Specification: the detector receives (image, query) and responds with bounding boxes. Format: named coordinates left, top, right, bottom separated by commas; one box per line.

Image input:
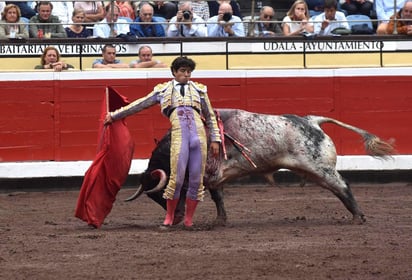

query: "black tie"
left=178, top=83, right=186, bottom=97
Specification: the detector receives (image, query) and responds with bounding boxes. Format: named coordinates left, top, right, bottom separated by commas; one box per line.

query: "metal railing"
left=1, top=0, right=411, bottom=70
left=1, top=0, right=406, bottom=37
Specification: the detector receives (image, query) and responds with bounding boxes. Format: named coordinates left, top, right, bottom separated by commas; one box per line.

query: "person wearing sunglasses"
left=254, top=5, right=282, bottom=36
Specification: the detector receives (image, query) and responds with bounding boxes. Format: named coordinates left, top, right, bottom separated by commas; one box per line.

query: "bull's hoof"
left=213, top=216, right=227, bottom=226
left=352, top=214, right=366, bottom=225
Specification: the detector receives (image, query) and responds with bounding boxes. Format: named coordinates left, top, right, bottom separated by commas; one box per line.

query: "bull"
left=125, top=109, right=394, bottom=225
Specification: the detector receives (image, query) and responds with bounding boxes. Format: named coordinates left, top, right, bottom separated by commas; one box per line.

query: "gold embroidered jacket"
left=110, top=80, right=221, bottom=142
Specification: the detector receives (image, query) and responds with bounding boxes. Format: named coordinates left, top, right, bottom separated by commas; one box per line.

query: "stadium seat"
left=309, top=10, right=322, bottom=17
left=346, top=14, right=373, bottom=30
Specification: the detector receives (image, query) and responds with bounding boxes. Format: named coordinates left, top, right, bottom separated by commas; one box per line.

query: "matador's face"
left=173, top=67, right=192, bottom=84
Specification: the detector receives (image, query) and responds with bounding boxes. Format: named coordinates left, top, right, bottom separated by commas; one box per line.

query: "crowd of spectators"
left=1, top=0, right=411, bottom=70
left=0, top=0, right=410, bottom=39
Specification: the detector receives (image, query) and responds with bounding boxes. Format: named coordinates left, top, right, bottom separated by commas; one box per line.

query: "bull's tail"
left=305, top=116, right=396, bottom=158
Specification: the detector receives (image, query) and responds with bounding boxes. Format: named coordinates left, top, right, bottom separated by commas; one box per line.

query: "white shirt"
left=207, top=14, right=245, bottom=37
left=282, top=16, right=313, bottom=34
left=312, top=11, right=350, bottom=35
left=167, top=13, right=207, bottom=37
left=93, top=18, right=130, bottom=38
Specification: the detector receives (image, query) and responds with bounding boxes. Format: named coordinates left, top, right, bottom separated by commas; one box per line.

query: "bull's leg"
left=209, top=188, right=227, bottom=225
left=338, top=181, right=365, bottom=224
left=312, top=168, right=365, bottom=224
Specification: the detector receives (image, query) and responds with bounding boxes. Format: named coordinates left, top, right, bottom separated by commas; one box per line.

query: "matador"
left=105, top=56, right=220, bottom=228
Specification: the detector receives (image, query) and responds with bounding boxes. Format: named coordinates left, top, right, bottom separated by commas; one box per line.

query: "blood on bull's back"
left=205, top=110, right=338, bottom=187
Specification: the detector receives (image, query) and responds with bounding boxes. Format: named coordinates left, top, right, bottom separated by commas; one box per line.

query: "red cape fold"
left=75, top=87, right=134, bottom=228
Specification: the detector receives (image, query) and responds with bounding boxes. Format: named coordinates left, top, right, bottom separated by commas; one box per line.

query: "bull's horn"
left=144, top=169, right=168, bottom=194
left=124, top=184, right=145, bottom=202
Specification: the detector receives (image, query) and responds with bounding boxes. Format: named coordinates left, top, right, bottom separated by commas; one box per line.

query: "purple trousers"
left=162, top=106, right=207, bottom=201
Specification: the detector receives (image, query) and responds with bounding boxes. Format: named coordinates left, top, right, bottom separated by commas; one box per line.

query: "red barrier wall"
left=0, top=73, right=410, bottom=162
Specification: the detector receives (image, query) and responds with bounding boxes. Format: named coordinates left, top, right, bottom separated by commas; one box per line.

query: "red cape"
left=75, top=87, right=134, bottom=228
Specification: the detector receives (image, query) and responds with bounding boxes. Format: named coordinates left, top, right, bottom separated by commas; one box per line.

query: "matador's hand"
left=104, top=113, right=113, bottom=125
left=210, top=142, right=220, bottom=158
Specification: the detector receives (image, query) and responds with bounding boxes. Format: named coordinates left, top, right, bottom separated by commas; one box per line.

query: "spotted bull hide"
left=126, top=109, right=394, bottom=224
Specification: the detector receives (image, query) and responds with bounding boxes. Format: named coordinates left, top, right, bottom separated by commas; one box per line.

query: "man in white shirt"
left=93, top=4, right=130, bottom=38
left=167, top=1, right=207, bottom=37
left=312, top=0, right=349, bottom=35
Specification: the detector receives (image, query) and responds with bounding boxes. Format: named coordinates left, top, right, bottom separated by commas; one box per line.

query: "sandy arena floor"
left=1, top=182, right=411, bottom=280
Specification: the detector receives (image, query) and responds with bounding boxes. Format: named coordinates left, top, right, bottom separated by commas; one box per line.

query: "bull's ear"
left=154, top=138, right=159, bottom=145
